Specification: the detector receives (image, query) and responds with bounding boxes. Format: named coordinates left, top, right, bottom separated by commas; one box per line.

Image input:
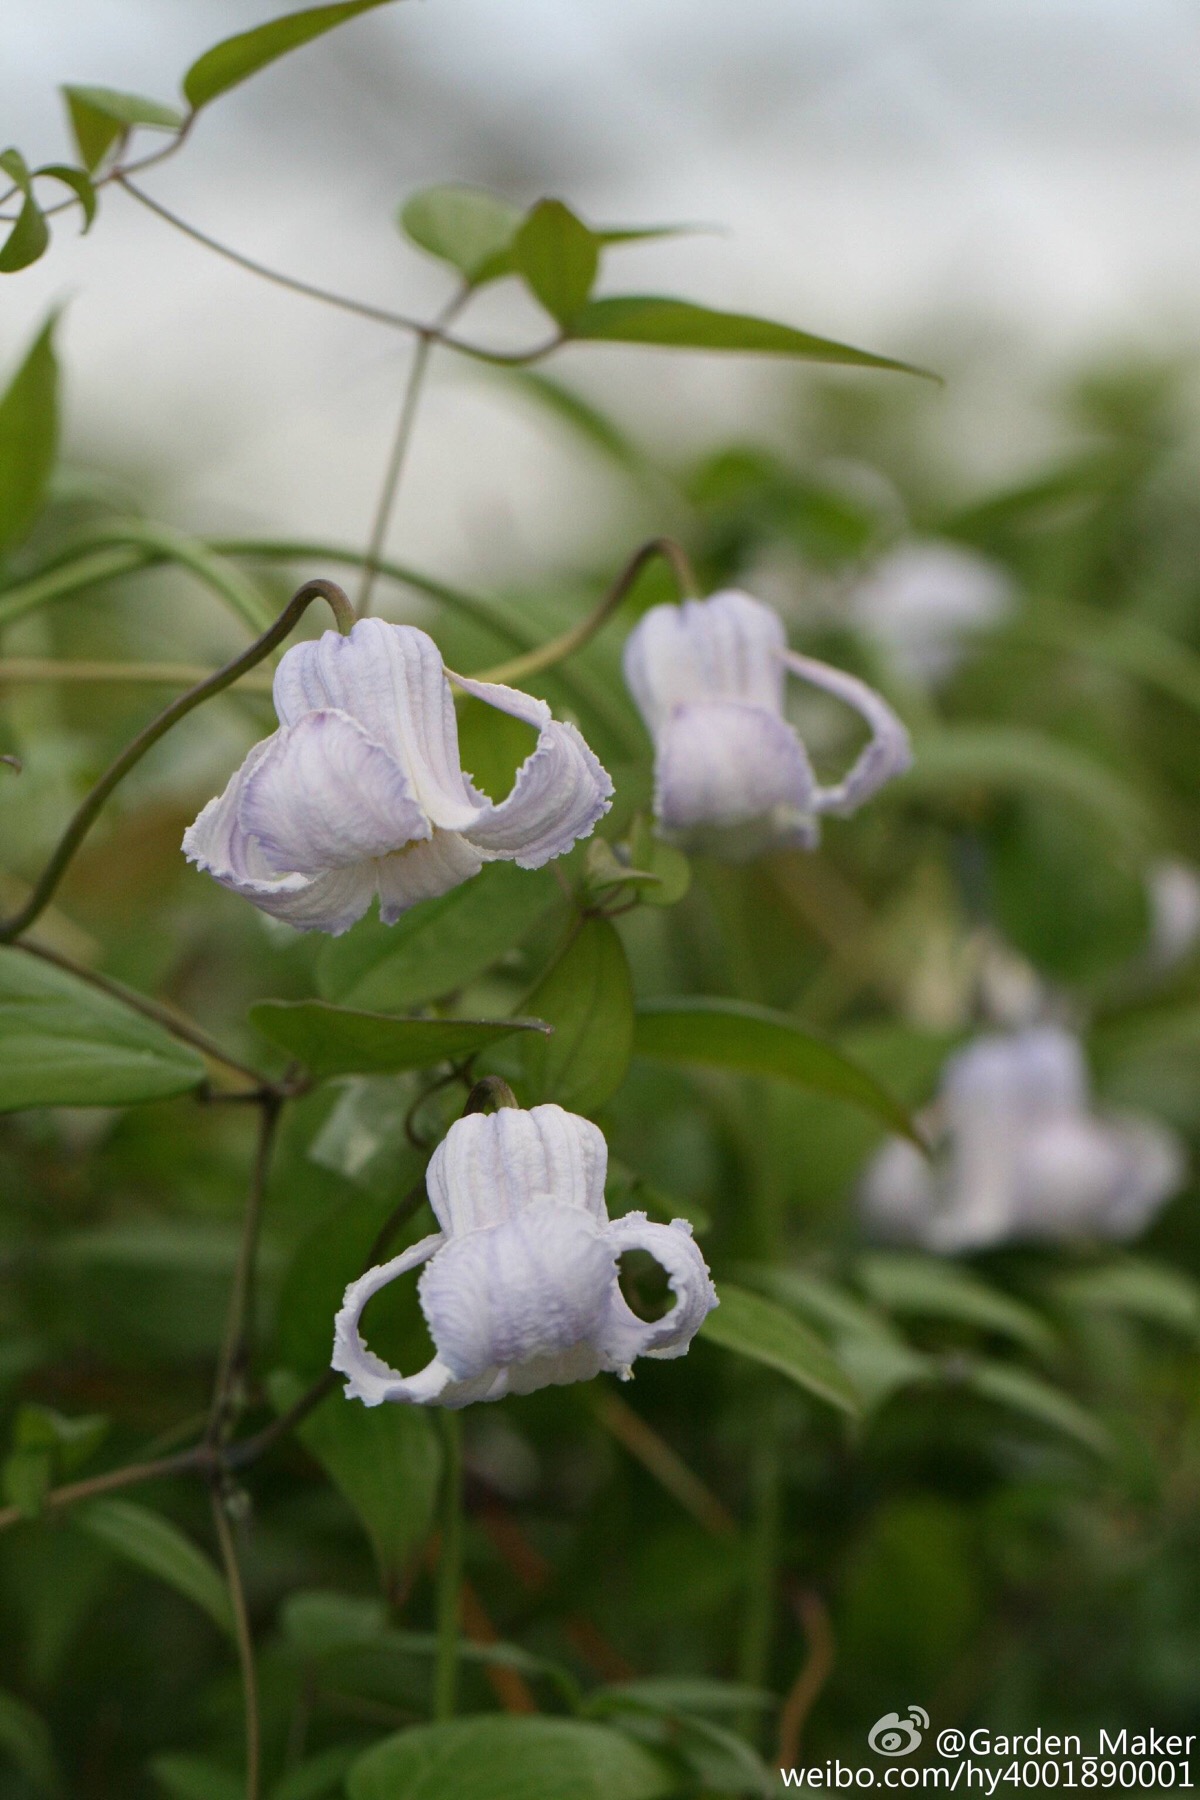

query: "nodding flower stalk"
left=183, top=617, right=613, bottom=933
left=622, top=589, right=911, bottom=861
left=333, top=1103, right=718, bottom=1409
left=862, top=1024, right=1186, bottom=1253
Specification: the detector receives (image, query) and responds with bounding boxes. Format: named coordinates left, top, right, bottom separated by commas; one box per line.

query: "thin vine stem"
left=208, top=1096, right=284, bottom=1448
left=0, top=578, right=354, bottom=944
left=211, top=1485, right=262, bottom=1800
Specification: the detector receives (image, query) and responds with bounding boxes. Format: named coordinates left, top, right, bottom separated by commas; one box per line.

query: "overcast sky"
left=6, top=0, right=1200, bottom=581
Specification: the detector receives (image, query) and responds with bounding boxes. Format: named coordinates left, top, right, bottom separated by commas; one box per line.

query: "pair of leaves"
left=401, top=183, right=928, bottom=373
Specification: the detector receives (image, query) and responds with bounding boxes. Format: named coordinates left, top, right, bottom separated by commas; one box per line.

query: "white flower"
left=183, top=618, right=612, bottom=934
left=862, top=1025, right=1185, bottom=1253
left=1146, top=859, right=1200, bottom=971
left=849, top=540, right=1013, bottom=683
left=622, top=590, right=911, bottom=861
left=332, top=1103, right=718, bottom=1409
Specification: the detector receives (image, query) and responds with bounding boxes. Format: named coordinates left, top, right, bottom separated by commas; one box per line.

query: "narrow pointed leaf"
left=963, top=1362, right=1112, bottom=1457
left=700, top=1284, right=862, bottom=1415
left=513, top=199, right=600, bottom=326
left=0, top=152, right=48, bottom=274
left=249, top=999, right=548, bottom=1080
left=35, top=164, right=97, bottom=231
left=568, top=295, right=932, bottom=376
left=183, top=0, right=400, bottom=110
left=0, top=948, right=206, bottom=1110
left=150, top=1755, right=243, bottom=1800
left=633, top=998, right=919, bottom=1142
left=0, top=315, right=59, bottom=552
left=76, top=1499, right=234, bottom=1635
left=859, top=1254, right=1056, bottom=1358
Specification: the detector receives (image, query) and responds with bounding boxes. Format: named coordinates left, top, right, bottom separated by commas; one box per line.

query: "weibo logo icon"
left=867, top=1706, right=929, bottom=1756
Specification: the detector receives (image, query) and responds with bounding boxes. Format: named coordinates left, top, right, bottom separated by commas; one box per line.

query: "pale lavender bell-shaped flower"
left=333, top=1103, right=718, bottom=1408
left=622, top=590, right=911, bottom=861
left=849, top=540, right=1013, bottom=684
left=183, top=618, right=612, bottom=934
left=862, top=1025, right=1185, bottom=1253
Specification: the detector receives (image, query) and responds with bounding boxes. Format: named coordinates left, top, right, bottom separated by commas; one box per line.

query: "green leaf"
left=60, top=87, right=184, bottom=172
left=248, top=999, right=547, bottom=1080
left=317, top=862, right=560, bottom=1011
left=35, top=165, right=97, bottom=232
left=513, top=200, right=600, bottom=326
left=270, top=1372, right=442, bottom=1587
left=962, top=1362, right=1112, bottom=1456
left=632, top=998, right=919, bottom=1142
left=76, top=1498, right=234, bottom=1635
left=280, top=1588, right=389, bottom=1656
left=568, top=295, right=931, bottom=375
left=399, top=185, right=524, bottom=285
left=742, top=1266, right=929, bottom=1410
left=271, top=1745, right=362, bottom=1800
left=858, top=1254, right=1056, bottom=1359
left=699, top=1284, right=862, bottom=1416
left=347, top=1717, right=674, bottom=1800
left=0, top=150, right=49, bottom=274
left=14, top=1402, right=109, bottom=1473
left=590, top=1676, right=775, bottom=1717
left=0, top=948, right=207, bottom=1110
left=0, top=1688, right=59, bottom=1796
left=517, top=916, right=635, bottom=1114
left=899, top=725, right=1154, bottom=852
left=1052, top=1259, right=1200, bottom=1342
left=2, top=1450, right=52, bottom=1520
left=0, top=314, right=58, bottom=552
left=150, top=1755, right=243, bottom=1800
left=629, top=818, right=691, bottom=908
left=183, top=0, right=400, bottom=110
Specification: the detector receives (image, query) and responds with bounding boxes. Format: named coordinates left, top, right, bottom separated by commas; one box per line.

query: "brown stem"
left=470, top=535, right=700, bottom=685
left=211, top=1485, right=262, bottom=1800
left=0, top=578, right=354, bottom=944
left=776, top=1589, right=836, bottom=1769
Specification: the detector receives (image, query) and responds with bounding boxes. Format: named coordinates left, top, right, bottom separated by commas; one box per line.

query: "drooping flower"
left=333, top=1102, right=718, bottom=1408
left=849, top=540, right=1013, bottom=684
left=622, top=589, right=911, bottom=861
left=183, top=618, right=612, bottom=933
left=861, top=1025, right=1185, bottom=1253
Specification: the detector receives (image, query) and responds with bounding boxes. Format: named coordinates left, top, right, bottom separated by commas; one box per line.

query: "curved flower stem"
left=211, top=1484, right=262, bottom=1800
left=0, top=578, right=354, bottom=944
left=433, top=1412, right=465, bottom=1722
left=14, top=939, right=275, bottom=1092
left=471, top=535, right=700, bottom=685
left=357, top=287, right=471, bottom=618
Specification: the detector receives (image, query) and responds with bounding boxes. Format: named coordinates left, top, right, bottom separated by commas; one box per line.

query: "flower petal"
left=654, top=700, right=818, bottom=857
left=599, top=1211, right=718, bottom=1366
left=427, top=1102, right=609, bottom=1237
left=451, top=674, right=613, bottom=867
left=781, top=649, right=912, bottom=816
left=273, top=620, right=484, bottom=830
left=419, top=1197, right=615, bottom=1382
left=623, top=590, right=787, bottom=735
left=331, top=1232, right=454, bottom=1406
left=239, top=709, right=429, bottom=874
left=376, top=829, right=485, bottom=922
left=182, top=742, right=377, bottom=934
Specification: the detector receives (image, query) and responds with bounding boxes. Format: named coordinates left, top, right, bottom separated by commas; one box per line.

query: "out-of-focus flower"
left=849, top=540, right=1013, bottom=683
left=622, top=589, right=911, bottom=861
left=1146, top=859, right=1200, bottom=971
left=862, top=1025, right=1185, bottom=1252
left=333, top=1102, right=718, bottom=1408
left=183, top=618, right=612, bottom=933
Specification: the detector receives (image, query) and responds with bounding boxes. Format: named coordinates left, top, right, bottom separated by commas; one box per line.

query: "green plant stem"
left=0, top=577, right=353, bottom=943
left=211, top=1485, right=261, bottom=1800
left=0, top=656, right=274, bottom=692
left=208, top=1096, right=284, bottom=1448
left=0, top=544, right=147, bottom=631
left=433, top=1412, right=465, bottom=1722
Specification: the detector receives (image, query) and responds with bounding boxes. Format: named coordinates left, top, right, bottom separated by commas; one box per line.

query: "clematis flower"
left=333, top=1102, right=718, bottom=1408
left=622, top=590, right=911, bottom=861
left=182, top=618, right=612, bottom=933
left=861, top=1025, right=1185, bottom=1253
left=849, top=540, right=1013, bottom=684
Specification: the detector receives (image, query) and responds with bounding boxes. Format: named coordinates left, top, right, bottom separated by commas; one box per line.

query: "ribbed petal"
left=599, top=1212, right=718, bottom=1367
left=376, top=829, right=485, bottom=922
left=451, top=674, right=613, bottom=867
left=654, top=701, right=817, bottom=856
left=239, top=709, right=428, bottom=874
left=427, top=1103, right=608, bottom=1237
left=273, top=620, right=484, bottom=830
left=781, top=650, right=912, bottom=817
left=182, top=742, right=377, bottom=935
left=419, top=1198, right=615, bottom=1383
left=623, top=590, right=787, bottom=735
left=331, top=1232, right=447, bottom=1406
